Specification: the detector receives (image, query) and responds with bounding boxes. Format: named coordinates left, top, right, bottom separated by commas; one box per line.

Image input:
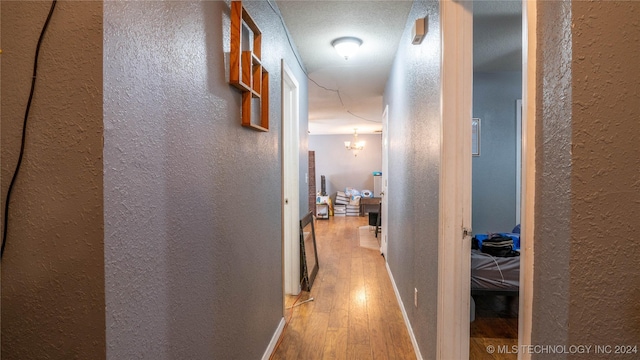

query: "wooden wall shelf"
left=230, top=1, right=269, bottom=132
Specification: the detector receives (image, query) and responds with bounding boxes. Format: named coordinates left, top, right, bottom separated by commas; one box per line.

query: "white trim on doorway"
left=518, top=1, right=537, bottom=358
left=380, top=105, right=389, bottom=258
left=437, top=1, right=473, bottom=358
left=516, top=99, right=522, bottom=225
left=282, top=59, right=301, bottom=297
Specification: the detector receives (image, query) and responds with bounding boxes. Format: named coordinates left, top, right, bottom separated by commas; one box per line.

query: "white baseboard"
left=262, top=317, right=286, bottom=360
left=386, top=262, right=423, bottom=360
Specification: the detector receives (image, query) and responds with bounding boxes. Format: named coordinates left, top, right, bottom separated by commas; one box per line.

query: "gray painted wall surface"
left=383, top=1, right=440, bottom=359
left=568, top=0, right=640, bottom=354
left=1, top=1, right=106, bottom=358
left=103, top=1, right=307, bottom=358
left=531, top=1, right=573, bottom=353
left=533, top=1, right=640, bottom=358
left=472, top=72, right=521, bottom=234
left=309, top=134, right=382, bottom=198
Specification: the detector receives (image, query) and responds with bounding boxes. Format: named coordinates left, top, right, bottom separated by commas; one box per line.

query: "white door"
left=282, top=60, right=300, bottom=296
left=437, top=0, right=472, bottom=358
left=380, top=106, right=389, bottom=257
left=438, top=1, right=536, bottom=358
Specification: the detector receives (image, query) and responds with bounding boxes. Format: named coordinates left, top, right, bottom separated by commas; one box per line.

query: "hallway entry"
left=272, top=216, right=416, bottom=359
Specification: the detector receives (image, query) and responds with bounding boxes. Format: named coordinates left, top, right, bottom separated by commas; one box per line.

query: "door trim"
left=437, top=1, right=473, bottom=358
left=380, top=105, right=389, bottom=257
left=518, top=1, right=537, bottom=357
left=516, top=99, right=522, bottom=225
left=281, top=59, right=300, bottom=297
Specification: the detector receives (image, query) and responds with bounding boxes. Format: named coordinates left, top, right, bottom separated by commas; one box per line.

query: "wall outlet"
left=414, top=288, right=418, bottom=307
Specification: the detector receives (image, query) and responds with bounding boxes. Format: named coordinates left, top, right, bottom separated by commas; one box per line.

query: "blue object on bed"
left=475, top=233, right=520, bottom=251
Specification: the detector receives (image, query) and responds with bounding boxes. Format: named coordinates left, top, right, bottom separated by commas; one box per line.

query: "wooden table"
left=359, top=197, right=381, bottom=216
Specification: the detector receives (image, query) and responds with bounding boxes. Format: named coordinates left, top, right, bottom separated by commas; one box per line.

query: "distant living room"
left=309, top=132, right=383, bottom=242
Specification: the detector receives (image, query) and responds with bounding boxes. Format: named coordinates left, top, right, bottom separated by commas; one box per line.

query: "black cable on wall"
left=2, top=0, right=58, bottom=259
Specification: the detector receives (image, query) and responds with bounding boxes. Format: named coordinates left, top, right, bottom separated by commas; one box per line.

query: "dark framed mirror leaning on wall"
left=300, top=212, right=319, bottom=291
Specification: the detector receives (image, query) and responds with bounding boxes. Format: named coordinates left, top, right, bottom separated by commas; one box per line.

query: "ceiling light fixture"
left=331, top=37, right=363, bottom=60
left=344, top=129, right=365, bottom=156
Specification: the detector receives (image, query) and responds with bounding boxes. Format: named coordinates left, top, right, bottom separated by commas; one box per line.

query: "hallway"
left=272, top=216, right=416, bottom=359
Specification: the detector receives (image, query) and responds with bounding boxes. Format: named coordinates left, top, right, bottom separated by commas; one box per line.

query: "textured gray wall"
left=531, top=1, right=573, bottom=354
left=309, top=134, right=382, bottom=197
left=383, top=1, right=440, bottom=359
left=103, top=1, right=307, bottom=358
left=568, top=0, right=640, bottom=354
left=472, top=72, right=521, bottom=234
left=1, top=1, right=106, bottom=358
left=533, top=1, right=640, bottom=358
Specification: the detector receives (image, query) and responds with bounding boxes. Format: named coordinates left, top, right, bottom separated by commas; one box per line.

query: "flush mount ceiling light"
left=331, top=37, right=363, bottom=60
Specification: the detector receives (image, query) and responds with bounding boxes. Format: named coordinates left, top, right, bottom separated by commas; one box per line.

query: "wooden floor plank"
left=348, top=254, right=370, bottom=346
left=368, top=318, right=390, bottom=360
left=347, top=343, right=373, bottom=360
left=322, top=327, right=348, bottom=360
left=298, top=312, right=330, bottom=359
left=328, top=278, right=350, bottom=329
left=471, top=294, right=519, bottom=359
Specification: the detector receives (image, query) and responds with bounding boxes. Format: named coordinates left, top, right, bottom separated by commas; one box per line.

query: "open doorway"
left=468, top=1, right=523, bottom=357
left=282, top=60, right=301, bottom=297
left=276, top=1, right=537, bottom=357
left=380, top=106, right=389, bottom=257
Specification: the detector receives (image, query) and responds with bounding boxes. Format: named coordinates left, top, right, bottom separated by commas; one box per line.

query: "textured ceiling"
left=277, top=0, right=412, bottom=135
left=277, top=0, right=522, bottom=135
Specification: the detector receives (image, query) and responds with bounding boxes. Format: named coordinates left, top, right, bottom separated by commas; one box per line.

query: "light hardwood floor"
left=271, top=216, right=416, bottom=360
left=270, top=215, right=518, bottom=359
left=469, top=295, right=518, bottom=360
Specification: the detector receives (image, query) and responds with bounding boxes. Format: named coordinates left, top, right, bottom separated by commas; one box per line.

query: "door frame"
left=281, top=60, right=301, bottom=297
left=380, top=105, right=389, bottom=257
left=518, top=1, right=537, bottom=357
left=437, top=1, right=537, bottom=358
left=516, top=99, right=522, bottom=225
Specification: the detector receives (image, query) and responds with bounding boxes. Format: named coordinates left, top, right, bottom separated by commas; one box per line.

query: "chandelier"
left=344, top=129, right=365, bottom=156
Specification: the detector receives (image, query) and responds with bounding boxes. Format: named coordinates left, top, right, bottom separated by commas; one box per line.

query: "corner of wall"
left=1, top=1, right=105, bottom=358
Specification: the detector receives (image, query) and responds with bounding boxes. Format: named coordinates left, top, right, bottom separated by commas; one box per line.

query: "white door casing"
left=381, top=106, right=389, bottom=257
left=282, top=60, right=300, bottom=296
left=516, top=99, right=522, bottom=226
left=519, top=1, right=537, bottom=357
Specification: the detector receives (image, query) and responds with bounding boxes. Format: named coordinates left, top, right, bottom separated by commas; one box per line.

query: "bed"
left=470, top=234, right=520, bottom=321
left=471, top=231, right=520, bottom=295
left=471, top=249, right=520, bottom=296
